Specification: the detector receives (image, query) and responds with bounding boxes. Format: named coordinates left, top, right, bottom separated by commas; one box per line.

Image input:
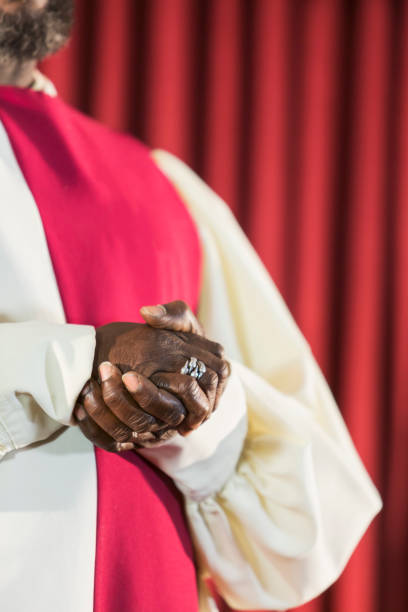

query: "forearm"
left=138, top=364, right=247, bottom=500
left=0, top=321, right=95, bottom=457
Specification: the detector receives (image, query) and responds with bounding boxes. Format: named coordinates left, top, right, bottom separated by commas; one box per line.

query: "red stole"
left=0, top=87, right=201, bottom=612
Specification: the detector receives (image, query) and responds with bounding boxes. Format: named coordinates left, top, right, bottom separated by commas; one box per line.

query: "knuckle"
left=218, top=360, right=231, bottom=380
left=80, top=380, right=93, bottom=398
left=129, top=412, right=155, bottom=431
left=153, top=429, right=177, bottom=444
left=184, top=377, right=198, bottom=396
left=152, top=375, right=172, bottom=393
left=213, top=342, right=225, bottom=357
left=112, top=441, right=122, bottom=453
left=136, top=389, right=153, bottom=411
left=198, top=405, right=209, bottom=419
left=188, top=407, right=207, bottom=427
left=199, top=372, right=218, bottom=398
left=111, top=425, right=131, bottom=443
left=105, top=386, right=128, bottom=409
left=101, top=380, right=119, bottom=403
left=165, top=408, right=185, bottom=426
left=82, top=395, right=99, bottom=415
left=174, top=299, right=189, bottom=313
left=162, top=333, right=182, bottom=351
left=207, top=371, right=218, bottom=388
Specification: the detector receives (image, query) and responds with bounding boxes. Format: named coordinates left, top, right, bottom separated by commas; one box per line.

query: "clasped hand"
left=74, top=301, right=230, bottom=452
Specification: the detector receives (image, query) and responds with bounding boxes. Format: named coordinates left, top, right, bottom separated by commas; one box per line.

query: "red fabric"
left=0, top=86, right=201, bottom=612
left=41, top=1, right=408, bottom=611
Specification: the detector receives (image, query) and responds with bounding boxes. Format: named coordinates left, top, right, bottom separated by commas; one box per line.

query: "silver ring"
left=181, top=357, right=206, bottom=380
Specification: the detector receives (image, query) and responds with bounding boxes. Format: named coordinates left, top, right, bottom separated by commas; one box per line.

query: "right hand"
left=94, top=321, right=227, bottom=385
left=138, top=300, right=228, bottom=410
left=93, top=309, right=230, bottom=422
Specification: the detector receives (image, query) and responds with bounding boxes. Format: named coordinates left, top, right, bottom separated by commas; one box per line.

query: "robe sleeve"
left=138, top=364, right=248, bottom=501
left=0, top=321, right=95, bottom=458
left=150, top=149, right=382, bottom=611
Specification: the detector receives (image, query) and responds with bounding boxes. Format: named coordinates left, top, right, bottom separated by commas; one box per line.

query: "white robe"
left=0, top=73, right=381, bottom=611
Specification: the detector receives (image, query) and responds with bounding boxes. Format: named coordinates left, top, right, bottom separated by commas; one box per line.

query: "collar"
left=30, top=70, right=57, bottom=97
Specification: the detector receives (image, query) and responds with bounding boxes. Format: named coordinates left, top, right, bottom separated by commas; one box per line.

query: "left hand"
left=139, top=300, right=228, bottom=410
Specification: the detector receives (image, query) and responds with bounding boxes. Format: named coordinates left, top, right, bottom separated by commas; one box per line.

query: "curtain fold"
left=42, top=1, right=407, bottom=610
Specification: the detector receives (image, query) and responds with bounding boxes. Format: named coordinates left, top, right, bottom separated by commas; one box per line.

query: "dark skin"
left=75, top=301, right=231, bottom=452
left=0, top=2, right=231, bottom=452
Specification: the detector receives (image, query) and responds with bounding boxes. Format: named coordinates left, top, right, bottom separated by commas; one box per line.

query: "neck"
left=0, top=59, right=37, bottom=87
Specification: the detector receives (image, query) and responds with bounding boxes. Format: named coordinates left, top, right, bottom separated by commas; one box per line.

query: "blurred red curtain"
left=42, top=1, right=408, bottom=611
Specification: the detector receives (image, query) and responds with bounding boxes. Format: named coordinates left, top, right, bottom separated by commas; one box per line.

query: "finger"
left=169, top=364, right=218, bottom=416
left=158, top=340, right=227, bottom=379
left=140, top=300, right=204, bottom=336
left=167, top=343, right=229, bottom=411
left=74, top=404, right=135, bottom=453
left=137, top=428, right=179, bottom=448
left=183, top=344, right=231, bottom=410
left=79, top=379, right=139, bottom=444
left=142, top=339, right=225, bottom=379
left=211, top=359, right=230, bottom=410
left=193, top=367, right=218, bottom=409
left=177, top=332, right=225, bottom=359
left=122, top=371, right=186, bottom=426
left=178, top=347, right=231, bottom=409
left=196, top=350, right=230, bottom=407
left=150, top=372, right=211, bottom=435
left=99, top=362, right=162, bottom=433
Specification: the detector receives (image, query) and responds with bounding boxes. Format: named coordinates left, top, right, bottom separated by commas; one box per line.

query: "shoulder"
left=151, top=149, right=238, bottom=227
left=61, top=100, right=149, bottom=157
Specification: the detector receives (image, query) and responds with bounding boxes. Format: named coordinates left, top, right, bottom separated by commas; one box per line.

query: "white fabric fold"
left=0, top=120, right=96, bottom=455
left=139, top=366, right=248, bottom=501
left=0, top=83, right=383, bottom=610
left=0, top=115, right=97, bottom=612
left=152, top=149, right=382, bottom=611
left=0, top=321, right=96, bottom=456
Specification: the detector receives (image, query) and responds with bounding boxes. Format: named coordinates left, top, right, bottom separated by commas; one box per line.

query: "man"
left=0, top=1, right=381, bottom=611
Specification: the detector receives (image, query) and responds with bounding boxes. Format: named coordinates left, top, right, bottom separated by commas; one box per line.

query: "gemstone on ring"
left=180, top=361, right=188, bottom=375
left=180, top=357, right=206, bottom=380
left=197, top=360, right=206, bottom=380
left=180, top=358, right=193, bottom=375
left=190, top=365, right=200, bottom=378
left=188, top=357, right=197, bottom=371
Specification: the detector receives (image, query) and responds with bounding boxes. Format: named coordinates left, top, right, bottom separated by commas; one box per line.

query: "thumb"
left=140, top=301, right=203, bottom=335
left=139, top=304, right=168, bottom=327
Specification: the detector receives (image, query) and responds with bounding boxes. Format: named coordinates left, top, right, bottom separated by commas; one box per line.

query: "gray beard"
left=0, top=0, right=74, bottom=64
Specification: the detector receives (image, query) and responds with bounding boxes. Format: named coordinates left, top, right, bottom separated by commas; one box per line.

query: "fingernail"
left=132, top=431, right=139, bottom=440
left=99, top=361, right=114, bottom=382
left=80, top=381, right=93, bottom=398
left=179, top=424, right=194, bottom=437
left=122, top=372, right=140, bottom=392
left=116, top=442, right=135, bottom=452
left=140, top=304, right=166, bottom=317
left=180, top=429, right=193, bottom=437
left=75, top=406, right=87, bottom=421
